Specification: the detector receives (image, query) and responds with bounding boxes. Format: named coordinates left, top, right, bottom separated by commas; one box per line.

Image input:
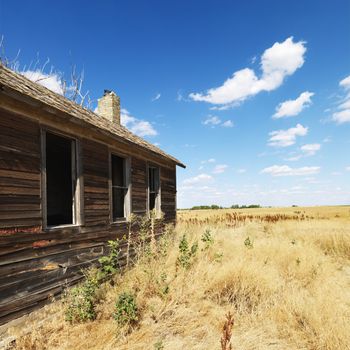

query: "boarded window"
left=46, top=132, right=76, bottom=226
left=111, top=155, right=128, bottom=220
left=148, top=166, right=160, bottom=212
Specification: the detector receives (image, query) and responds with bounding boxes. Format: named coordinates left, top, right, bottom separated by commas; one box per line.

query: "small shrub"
left=154, top=340, right=164, bottom=350
left=176, top=235, right=198, bottom=269
left=214, top=252, right=224, bottom=263
left=158, top=272, right=170, bottom=295
left=114, top=292, right=139, bottom=326
left=157, top=229, right=171, bottom=258
left=244, top=236, right=253, bottom=249
left=99, top=239, right=120, bottom=277
left=201, top=228, right=214, bottom=250
left=65, top=269, right=100, bottom=323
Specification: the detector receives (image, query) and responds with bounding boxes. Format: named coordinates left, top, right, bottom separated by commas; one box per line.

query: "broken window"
left=148, top=166, right=160, bottom=212
left=45, top=132, right=77, bottom=226
left=111, top=154, right=129, bottom=221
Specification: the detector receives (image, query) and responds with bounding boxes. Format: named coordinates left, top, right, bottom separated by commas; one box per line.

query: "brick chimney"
left=97, top=90, right=121, bottom=124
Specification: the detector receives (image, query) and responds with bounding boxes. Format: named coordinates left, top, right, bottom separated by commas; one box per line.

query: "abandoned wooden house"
left=0, top=65, right=185, bottom=325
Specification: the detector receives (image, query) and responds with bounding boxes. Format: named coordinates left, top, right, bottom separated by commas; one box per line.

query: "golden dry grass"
left=8, top=206, right=350, bottom=350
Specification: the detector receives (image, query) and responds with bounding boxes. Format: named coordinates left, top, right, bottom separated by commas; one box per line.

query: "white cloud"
left=200, top=158, right=216, bottom=165
left=120, top=109, right=157, bottom=137
left=268, top=123, right=308, bottom=147
left=339, top=75, right=350, bottom=89
left=300, top=143, right=321, bottom=156
left=189, top=37, right=306, bottom=108
left=273, top=91, right=314, bottom=119
left=285, top=143, right=321, bottom=161
left=237, top=168, right=247, bottom=173
left=332, top=74, right=350, bottom=124
left=213, top=164, right=228, bottom=174
left=285, top=155, right=302, bottom=161
left=21, top=70, right=64, bottom=95
left=338, top=99, right=350, bottom=110
left=183, top=173, right=213, bottom=185
left=346, top=166, right=350, bottom=171
left=261, top=165, right=320, bottom=177
left=332, top=109, right=350, bottom=124
left=203, top=116, right=234, bottom=128
left=203, top=115, right=221, bottom=125
left=151, top=93, right=161, bottom=101
left=221, top=120, right=234, bottom=127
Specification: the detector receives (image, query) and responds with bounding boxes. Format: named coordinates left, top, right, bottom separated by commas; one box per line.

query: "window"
left=45, top=132, right=78, bottom=227
left=111, top=154, right=129, bottom=221
left=148, top=166, right=160, bottom=213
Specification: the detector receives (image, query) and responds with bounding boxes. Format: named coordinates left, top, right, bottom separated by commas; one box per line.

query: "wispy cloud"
left=176, top=90, right=185, bottom=101
left=332, top=74, right=350, bottom=124
left=273, top=91, right=314, bottom=119
left=285, top=143, right=321, bottom=161
left=151, top=93, right=161, bottom=101
left=268, top=124, right=308, bottom=147
left=201, top=158, right=216, bottom=164
left=340, top=75, right=350, bottom=89
left=300, top=143, right=321, bottom=156
left=203, top=115, right=221, bottom=126
left=183, top=173, right=213, bottom=185
left=189, top=37, right=306, bottom=109
left=237, top=168, right=247, bottom=174
left=203, top=115, right=234, bottom=128
left=221, top=120, right=234, bottom=128
left=261, top=165, right=320, bottom=177
left=121, top=108, right=157, bottom=137
left=213, top=164, right=228, bottom=174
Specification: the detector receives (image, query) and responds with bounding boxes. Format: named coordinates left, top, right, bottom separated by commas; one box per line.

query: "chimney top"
left=97, top=90, right=121, bottom=125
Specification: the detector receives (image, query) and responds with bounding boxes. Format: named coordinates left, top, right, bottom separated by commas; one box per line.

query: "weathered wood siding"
left=0, top=109, right=178, bottom=325
left=82, top=139, right=110, bottom=227
left=0, top=110, right=41, bottom=230
left=131, top=157, right=147, bottom=216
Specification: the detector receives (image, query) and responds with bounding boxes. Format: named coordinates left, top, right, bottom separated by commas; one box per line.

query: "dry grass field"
left=6, top=206, right=350, bottom=350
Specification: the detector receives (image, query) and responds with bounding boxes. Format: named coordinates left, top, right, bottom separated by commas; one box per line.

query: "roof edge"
left=0, top=64, right=186, bottom=168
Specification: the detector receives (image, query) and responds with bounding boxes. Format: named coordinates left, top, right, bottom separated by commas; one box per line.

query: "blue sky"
left=1, top=0, right=350, bottom=208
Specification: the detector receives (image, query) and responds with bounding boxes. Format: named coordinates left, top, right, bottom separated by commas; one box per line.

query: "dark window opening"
left=111, top=155, right=128, bottom=220
left=46, top=132, right=76, bottom=226
left=148, top=167, right=160, bottom=211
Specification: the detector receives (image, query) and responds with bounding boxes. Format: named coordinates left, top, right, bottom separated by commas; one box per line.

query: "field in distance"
left=178, top=205, right=350, bottom=220
left=8, top=205, right=350, bottom=350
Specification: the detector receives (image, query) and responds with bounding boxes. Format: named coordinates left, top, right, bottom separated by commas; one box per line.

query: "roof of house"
left=0, top=65, right=185, bottom=168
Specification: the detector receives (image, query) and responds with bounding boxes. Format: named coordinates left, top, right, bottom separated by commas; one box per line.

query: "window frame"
left=147, top=164, right=161, bottom=217
left=41, top=129, right=83, bottom=230
left=109, top=151, right=131, bottom=223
